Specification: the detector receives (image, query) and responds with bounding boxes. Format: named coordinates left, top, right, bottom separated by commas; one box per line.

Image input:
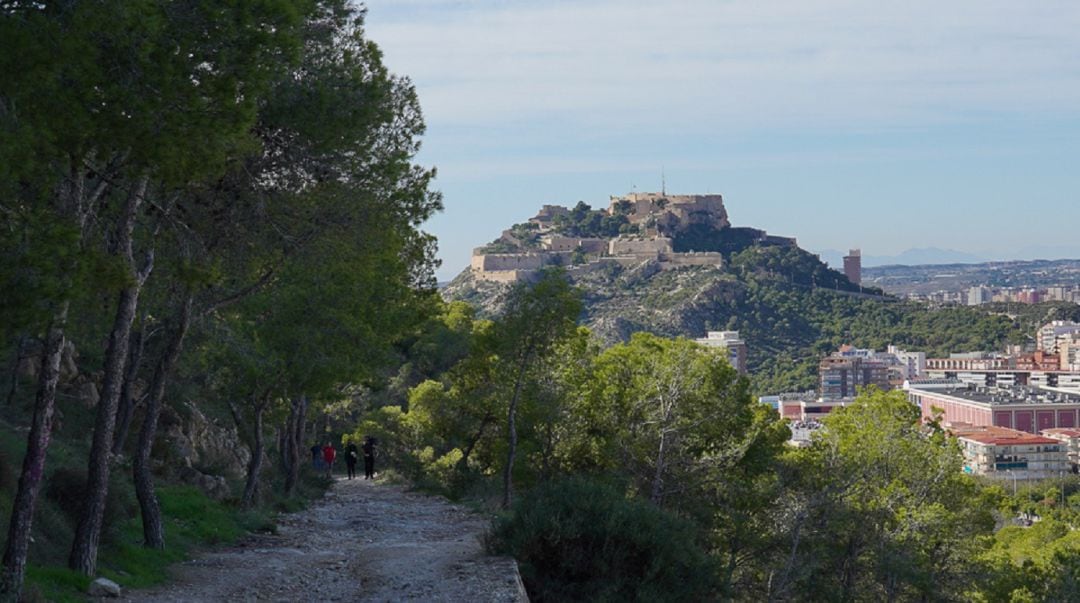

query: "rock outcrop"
left=159, top=402, right=250, bottom=481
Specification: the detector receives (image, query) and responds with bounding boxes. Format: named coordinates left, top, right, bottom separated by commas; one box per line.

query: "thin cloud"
left=367, top=0, right=1080, bottom=131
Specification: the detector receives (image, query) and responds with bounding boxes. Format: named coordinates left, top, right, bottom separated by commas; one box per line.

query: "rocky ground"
left=123, top=477, right=527, bottom=602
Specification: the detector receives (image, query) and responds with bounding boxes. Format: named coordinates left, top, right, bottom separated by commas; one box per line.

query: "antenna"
left=661, top=166, right=666, bottom=196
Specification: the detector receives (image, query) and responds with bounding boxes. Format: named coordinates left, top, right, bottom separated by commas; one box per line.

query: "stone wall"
left=609, top=237, right=673, bottom=256
left=542, top=236, right=607, bottom=253
left=608, top=192, right=729, bottom=230
left=474, top=269, right=538, bottom=283
left=658, top=252, right=724, bottom=269
left=471, top=253, right=548, bottom=272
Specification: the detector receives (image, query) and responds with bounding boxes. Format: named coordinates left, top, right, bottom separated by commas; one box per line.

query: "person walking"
left=345, top=441, right=359, bottom=480
left=322, top=442, right=336, bottom=478
left=310, top=443, right=323, bottom=470
left=362, top=436, right=377, bottom=480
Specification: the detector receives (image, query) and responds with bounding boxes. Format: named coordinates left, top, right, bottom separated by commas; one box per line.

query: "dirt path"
left=123, top=478, right=527, bottom=602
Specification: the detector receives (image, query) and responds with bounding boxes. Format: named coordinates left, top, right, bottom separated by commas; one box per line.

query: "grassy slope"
left=0, top=415, right=327, bottom=602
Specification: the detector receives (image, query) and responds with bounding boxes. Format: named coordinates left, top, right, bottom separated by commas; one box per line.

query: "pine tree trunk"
left=111, top=327, right=144, bottom=455
left=241, top=400, right=267, bottom=508
left=134, top=295, right=191, bottom=549
left=0, top=306, right=67, bottom=600
left=502, top=356, right=530, bottom=510
left=651, top=429, right=668, bottom=507
left=70, top=177, right=150, bottom=575
left=283, top=395, right=305, bottom=496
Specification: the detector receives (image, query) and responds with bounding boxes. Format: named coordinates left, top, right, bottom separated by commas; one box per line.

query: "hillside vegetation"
left=361, top=274, right=1080, bottom=601
left=447, top=243, right=1071, bottom=394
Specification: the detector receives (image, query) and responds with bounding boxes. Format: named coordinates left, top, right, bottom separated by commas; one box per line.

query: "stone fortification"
left=470, top=192, right=739, bottom=282
left=609, top=192, right=729, bottom=232
left=529, top=204, right=569, bottom=227
left=659, top=252, right=724, bottom=269
left=471, top=253, right=548, bottom=273
left=608, top=237, right=674, bottom=258
left=542, top=236, right=607, bottom=254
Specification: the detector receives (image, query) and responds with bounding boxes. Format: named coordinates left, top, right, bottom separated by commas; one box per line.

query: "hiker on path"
left=345, top=441, right=359, bottom=480
left=322, top=442, right=336, bottom=478
left=362, top=436, right=377, bottom=480
left=311, top=443, right=323, bottom=470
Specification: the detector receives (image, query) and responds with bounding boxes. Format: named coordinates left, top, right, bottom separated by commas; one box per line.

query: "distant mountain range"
left=817, top=246, right=1080, bottom=269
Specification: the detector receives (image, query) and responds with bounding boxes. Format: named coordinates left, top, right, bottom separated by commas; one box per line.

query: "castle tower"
left=843, top=248, right=861, bottom=286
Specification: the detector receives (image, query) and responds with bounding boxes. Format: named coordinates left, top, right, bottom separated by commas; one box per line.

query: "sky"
left=361, top=0, right=1080, bottom=280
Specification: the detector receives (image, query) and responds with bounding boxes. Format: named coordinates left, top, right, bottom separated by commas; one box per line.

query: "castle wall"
left=471, top=253, right=548, bottom=272
left=474, top=269, right=537, bottom=283
left=762, top=235, right=797, bottom=247
left=609, top=237, right=673, bottom=256
left=542, top=236, right=607, bottom=253
left=658, top=252, right=724, bottom=269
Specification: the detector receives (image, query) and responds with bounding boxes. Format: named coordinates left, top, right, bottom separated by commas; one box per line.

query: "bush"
left=489, top=477, right=717, bottom=602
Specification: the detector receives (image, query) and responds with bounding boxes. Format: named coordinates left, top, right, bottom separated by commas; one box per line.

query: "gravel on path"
left=122, top=478, right=528, bottom=602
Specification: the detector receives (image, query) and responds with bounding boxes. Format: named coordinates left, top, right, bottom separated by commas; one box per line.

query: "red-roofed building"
left=951, top=425, right=1069, bottom=479
left=1041, top=428, right=1080, bottom=473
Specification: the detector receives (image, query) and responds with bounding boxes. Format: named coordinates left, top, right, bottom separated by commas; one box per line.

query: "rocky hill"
left=445, top=198, right=1048, bottom=395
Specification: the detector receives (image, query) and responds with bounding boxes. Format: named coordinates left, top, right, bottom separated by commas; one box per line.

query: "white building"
left=968, top=286, right=991, bottom=306
left=696, top=331, right=748, bottom=374
left=1041, top=428, right=1080, bottom=473
left=887, top=346, right=926, bottom=379
left=1038, top=321, right=1080, bottom=353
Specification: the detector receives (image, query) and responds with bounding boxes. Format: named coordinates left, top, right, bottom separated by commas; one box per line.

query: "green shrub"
left=489, top=477, right=718, bottom=602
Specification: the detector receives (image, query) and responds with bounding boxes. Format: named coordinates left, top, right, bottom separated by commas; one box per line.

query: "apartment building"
left=952, top=425, right=1069, bottom=479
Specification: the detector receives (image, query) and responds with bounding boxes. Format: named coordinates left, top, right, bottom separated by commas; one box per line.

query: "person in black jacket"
left=345, top=441, right=359, bottom=480
left=362, top=436, right=377, bottom=480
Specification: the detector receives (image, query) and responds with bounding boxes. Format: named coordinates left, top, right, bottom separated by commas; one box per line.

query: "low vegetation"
left=353, top=273, right=1080, bottom=600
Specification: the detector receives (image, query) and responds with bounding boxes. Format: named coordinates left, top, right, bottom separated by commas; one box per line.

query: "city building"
left=1038, top=321, right=1080, bottom=353
left=770, top=391, right=845, bottom=421
left=951, top=424, right=1069, bottom=480
left=695, top=331, right=748, bottom=374
left=887, top=345, right=926, bottom=380
left=1040, top=428, right=1080, bottom=473
left=843, top=248, right=861, bottom=286
left=1058, top=334, right=1080, bottom=371
left=819, top=349, right=891, bottom=400
left=967, top=286, right=991, bottom=306
left=905, top=381, right=1080, bottom=433
left=925, top=352, right=1013, bottom=372
left=923, top=351, right=1080, bottom=392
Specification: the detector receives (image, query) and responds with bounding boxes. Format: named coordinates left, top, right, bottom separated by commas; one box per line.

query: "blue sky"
left=361, top=0, right=1080, bottom=280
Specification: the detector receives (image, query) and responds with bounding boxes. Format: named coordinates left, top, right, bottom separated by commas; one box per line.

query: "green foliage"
left=672, top=224, right=763, bottom=256
left=770, top=389, right=996, bottom=601
left=549, top=202, right=630, bottom=238
left=1, top=0, right=437, bottom=595
left=489, top=477, right=718, bottom=602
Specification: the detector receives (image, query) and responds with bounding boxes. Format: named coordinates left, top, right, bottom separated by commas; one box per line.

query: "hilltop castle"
left=470, top=192, right=795, bottom=283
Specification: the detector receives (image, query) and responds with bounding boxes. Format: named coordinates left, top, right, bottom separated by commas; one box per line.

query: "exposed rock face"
left=176, top=465, right=232, bottom=501
left=159, top=401, right=250, bottom=481
left=75, top=377, right=100, bottom=408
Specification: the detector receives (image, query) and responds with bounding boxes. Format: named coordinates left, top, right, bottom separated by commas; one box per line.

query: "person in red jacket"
left=322, top=442, right=336, bottom=478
